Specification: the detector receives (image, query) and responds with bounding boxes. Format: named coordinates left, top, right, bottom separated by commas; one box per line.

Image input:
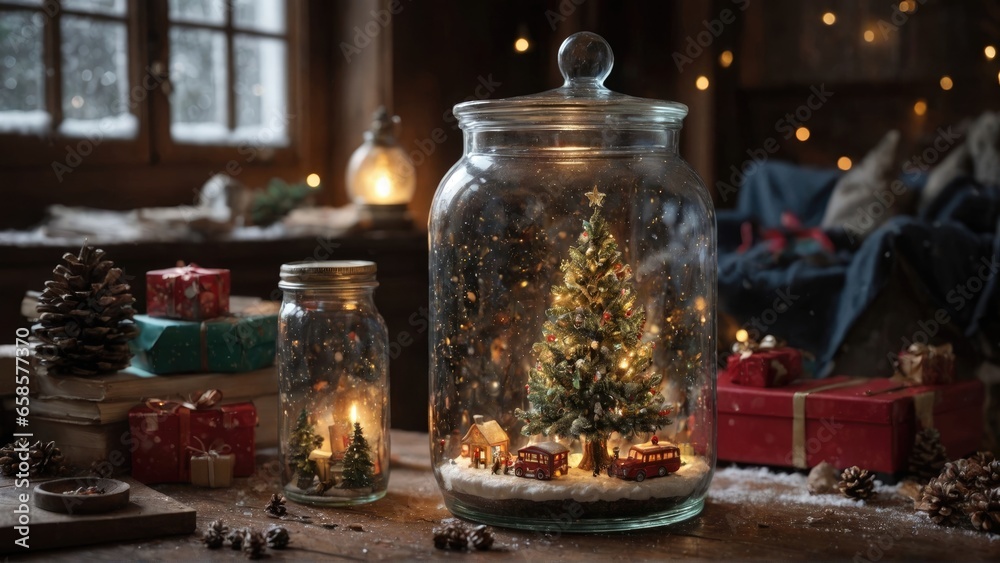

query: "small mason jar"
left=277, top=261, right=390, bottom=506
left=429, top=32, right=716, bottom=531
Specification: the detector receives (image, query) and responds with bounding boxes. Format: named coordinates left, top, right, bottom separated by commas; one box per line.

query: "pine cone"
left=432, top=524, right=468, bottom=550
left=265, top=525, right=290, bottom=549
left=907, top=428, right=949, bottom=482
left=967, top=488, right=1000, bottom=533
left=1, top=440, right=66, bottom=477
left=227, top=528, right=246, bottom=550
left=242, top=529, right=267, bottom=560
left=839, top=466, right=876, bottom=500
left=202, top=519, right=229, bottom=549
left=971, top=451, right=996, bottom=467
left=917, top=477, right=966, bottom=526
left=33, top=244, right=139, bottom=376
left=264, top=493, right=287, bottom=517
left=0, top=441, right=18, bottom=477
left=467, top=524, right=495, bottom=551
left=979, top=460, right=1000, bottom=489
left=941, top=458, right=986, bottom=489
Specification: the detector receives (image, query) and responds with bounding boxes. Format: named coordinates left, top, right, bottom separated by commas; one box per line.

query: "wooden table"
left=17, top=431, right=1000, bottom=561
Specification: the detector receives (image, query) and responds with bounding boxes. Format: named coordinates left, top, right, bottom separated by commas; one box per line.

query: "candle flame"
left=375, top=174, right=393, bottom=199
left=350, top=403, right=358, bottom=425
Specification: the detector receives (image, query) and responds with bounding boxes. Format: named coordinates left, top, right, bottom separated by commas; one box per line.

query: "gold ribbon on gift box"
left=187, top=436, right=232, bottom=487
left=896, top=343, right=954, bottom=385
left=790, top=378, right=939, bottom=469
left=732, top=334, right=786, bottom=360
left=145, top=388, right=223, bottom=414
left=142, top=389, right=225, bottom=480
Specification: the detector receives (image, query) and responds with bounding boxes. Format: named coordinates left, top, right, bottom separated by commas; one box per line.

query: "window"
left=167, top=0, right=288, bottom=146
left=0, top=0, right=293, bottom=152
left=0, top=0, right=134, bottom=138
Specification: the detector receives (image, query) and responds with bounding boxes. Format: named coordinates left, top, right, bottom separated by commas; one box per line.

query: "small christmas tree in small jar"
left=277, top=261, right=390, bottom=506
left=288, top=409, right=324, bottom=490
left=341, top=422, right=375, bottom=489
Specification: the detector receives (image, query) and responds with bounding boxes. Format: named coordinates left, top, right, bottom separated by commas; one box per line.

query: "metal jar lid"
left=279, top=260, right=378, bottom=290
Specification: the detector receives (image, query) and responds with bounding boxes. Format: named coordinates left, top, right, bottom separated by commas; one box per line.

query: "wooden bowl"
left=33, top=478, right=130, bottom=515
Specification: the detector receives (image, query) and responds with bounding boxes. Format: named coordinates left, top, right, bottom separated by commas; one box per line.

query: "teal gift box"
left=130, top=313, right=277, bottom=374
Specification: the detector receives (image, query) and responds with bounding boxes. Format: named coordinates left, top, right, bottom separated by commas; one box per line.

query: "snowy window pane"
left=169, top=26, right=228, bottom=143
left=234, top=34, right=287, bottom=145
left=60, top=15, right=135, bottom=139
left=233, top=0, right=285, bottom=34
left=0, top=10, right=49, bottom=134
left=62, top=0, right=126, bottom=16
left=168, top=0, right=225, bottom=26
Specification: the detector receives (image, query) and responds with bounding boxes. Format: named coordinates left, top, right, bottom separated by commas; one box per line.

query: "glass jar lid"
left=454, top=32, right=688, bottom=130
left=279, top=260, right=378, bottom=290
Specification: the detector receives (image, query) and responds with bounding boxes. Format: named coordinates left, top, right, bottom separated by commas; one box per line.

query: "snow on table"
left=438, top=455, right=711, bottom=503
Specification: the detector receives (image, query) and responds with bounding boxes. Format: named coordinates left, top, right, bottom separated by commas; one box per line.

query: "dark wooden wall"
left=713, top=0, right=1000, bottom=197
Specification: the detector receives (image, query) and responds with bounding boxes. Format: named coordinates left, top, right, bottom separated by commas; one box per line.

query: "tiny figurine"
left=461, top=415, right=509, bottom=469
left=513, top=442, right=570, bottom=480
left=608, top=436, right=681, bottom=482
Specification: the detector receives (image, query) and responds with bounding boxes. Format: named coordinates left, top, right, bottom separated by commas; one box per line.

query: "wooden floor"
left=15, top=431, right=1000, bottom=561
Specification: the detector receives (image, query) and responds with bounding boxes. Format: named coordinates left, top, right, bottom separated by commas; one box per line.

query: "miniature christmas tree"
left=288, top=409, right=324, bottom=488
left=515, top=188, right=672, bottom=472
left=341, top=422, right=375, bottom=489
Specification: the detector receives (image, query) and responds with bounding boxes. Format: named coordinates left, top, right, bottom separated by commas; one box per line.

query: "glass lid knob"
left=558, top=32, right=614, bottom=87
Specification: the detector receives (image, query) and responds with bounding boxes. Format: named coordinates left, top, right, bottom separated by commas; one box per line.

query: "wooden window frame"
left=150, top=0, right=301, bottom=167
left=0, top=0, right=150, bottom=166
left=0, top=0, right=304, bottom=169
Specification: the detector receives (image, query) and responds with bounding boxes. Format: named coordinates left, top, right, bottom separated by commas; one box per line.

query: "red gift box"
left=128, top=400, right=256, bottom=484
left=726, top=347, right=802, bottom=387
left=718, top=374, right=983, bottom=473
left=147, top=264, right=230, bottom=321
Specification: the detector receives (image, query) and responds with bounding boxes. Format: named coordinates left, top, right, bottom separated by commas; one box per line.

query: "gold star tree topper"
left=585, top=187, right=606, bottom=208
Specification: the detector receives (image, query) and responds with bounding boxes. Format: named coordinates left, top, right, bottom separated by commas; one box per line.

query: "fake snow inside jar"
left=428, top=32, right=717, bottom=532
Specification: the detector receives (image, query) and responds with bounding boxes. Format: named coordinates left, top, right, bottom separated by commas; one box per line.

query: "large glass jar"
left=428, top=32, right=716, bottom=532
left=277, top=261, right=390, bottom=506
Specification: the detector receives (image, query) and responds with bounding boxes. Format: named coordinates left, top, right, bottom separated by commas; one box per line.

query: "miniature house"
left=461, top=415, right=509, bottom=468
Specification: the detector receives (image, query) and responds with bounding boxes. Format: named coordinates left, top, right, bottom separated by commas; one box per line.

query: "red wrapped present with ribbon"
left=188, top=437, right=235, bottom=488
left=725, top=334, right=803, bottom=388
left=718, top=374, right=984, bottom=473
left=896, top=343, right=955, bottom=386
left=128, top=389, right=256, bottom=484
left=147, top=263, right=230, bottom=321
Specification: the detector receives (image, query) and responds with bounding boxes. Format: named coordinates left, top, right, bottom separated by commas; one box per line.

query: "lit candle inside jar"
left=344, top=402, right=359, bottom=448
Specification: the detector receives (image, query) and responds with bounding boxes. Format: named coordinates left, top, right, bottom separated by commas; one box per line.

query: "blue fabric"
left=717, top=161, right=1000, bottom=374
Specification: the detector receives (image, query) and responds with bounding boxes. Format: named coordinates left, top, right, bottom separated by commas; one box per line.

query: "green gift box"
left=129, top=313, right=277, bottom=374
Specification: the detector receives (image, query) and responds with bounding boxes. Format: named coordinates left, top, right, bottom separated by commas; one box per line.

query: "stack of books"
left=10, top=366, right=279, bottom=469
